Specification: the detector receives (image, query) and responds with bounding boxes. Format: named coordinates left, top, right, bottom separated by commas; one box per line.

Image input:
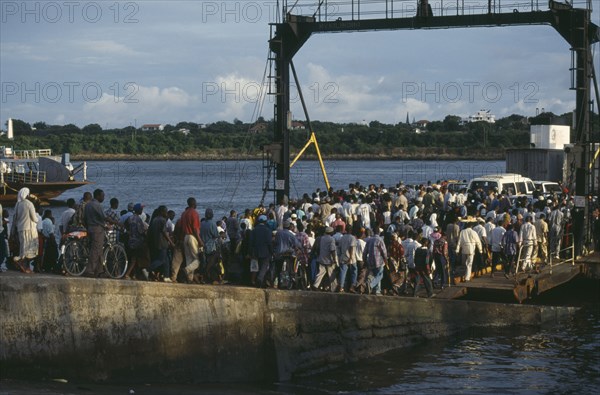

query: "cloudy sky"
left=0, top=0, right=598, bottom=129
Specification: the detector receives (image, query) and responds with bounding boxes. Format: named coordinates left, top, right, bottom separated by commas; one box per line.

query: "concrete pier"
left=0, top=273, right=577, bottom=383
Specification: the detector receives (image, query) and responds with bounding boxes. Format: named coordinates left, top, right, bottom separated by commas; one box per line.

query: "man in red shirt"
left=180, top=197, right=203, bottom=282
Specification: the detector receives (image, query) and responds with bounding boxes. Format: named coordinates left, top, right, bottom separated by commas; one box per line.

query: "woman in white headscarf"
left=11, top=188, right=39, bottom=273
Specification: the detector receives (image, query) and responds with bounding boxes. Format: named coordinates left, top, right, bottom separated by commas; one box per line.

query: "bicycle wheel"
left=104, top=244, right=128, bottom=279
left=62, top=239, right=88, bottom=277
left=295, top=261, right=309, bottom=290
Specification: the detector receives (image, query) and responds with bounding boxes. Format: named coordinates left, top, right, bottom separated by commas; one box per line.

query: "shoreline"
left=72, top=151, right=507, bottom=162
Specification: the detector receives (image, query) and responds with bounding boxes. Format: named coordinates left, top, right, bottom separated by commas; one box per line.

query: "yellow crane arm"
left=290, top=131, right=331, bottom=191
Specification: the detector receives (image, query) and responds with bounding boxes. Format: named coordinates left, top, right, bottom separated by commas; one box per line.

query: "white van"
left=468, top=174, right=536, bottom=197
left=533, top=181, right=563, bottom=197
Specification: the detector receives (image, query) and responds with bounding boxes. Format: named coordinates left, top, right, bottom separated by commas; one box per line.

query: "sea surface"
left=3, top=160, right=599, bottom=394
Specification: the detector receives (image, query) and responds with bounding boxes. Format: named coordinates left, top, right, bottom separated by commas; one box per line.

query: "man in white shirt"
left=456, top=221, right=482, bottom=282
left=357, top=196, right=372, bottom=229
left=519, top=216, right=537, bottom=271
left=59, top=198, right=77, bottom=237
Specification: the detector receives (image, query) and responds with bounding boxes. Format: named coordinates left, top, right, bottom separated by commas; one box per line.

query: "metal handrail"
left=285, top=0, right=548, bottom=22
left=4, top=170, right=47, bottom=183
left=548, top=232, right=576, bottom=275
left=10, top=149, right=52, bottom=159
left=514, top=232, right=575, bottom=278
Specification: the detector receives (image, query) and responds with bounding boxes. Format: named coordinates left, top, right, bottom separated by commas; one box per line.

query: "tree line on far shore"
left=2, top=111, right=597, bottom=159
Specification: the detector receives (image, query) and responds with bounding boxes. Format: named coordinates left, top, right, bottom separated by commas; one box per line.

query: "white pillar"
left=7, top=118, right=14, bottom=140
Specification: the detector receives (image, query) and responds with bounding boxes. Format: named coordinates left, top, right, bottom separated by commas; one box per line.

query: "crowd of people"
left=2, top=181, right=598, bottom=298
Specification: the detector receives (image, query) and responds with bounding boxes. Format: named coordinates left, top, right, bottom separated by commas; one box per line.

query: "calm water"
left=4, top=160, right=598, bottom=394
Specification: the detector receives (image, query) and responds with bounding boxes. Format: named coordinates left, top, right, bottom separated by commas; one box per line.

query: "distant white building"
left=176, top=128, right=190, bottom=136
left=465, top=110, right=495, bottom=124
left=141, top=124, right=164, bottom=131
left=291, top=121, right=306, bottom=130
left=414, top=120, right=429, bottom=128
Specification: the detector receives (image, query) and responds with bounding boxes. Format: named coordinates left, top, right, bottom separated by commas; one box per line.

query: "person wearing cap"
left=250, top=214, right=273, bottom=287
left=456, top=220, right=482, bottom=282
left=312, top=226, right=338, bottom=291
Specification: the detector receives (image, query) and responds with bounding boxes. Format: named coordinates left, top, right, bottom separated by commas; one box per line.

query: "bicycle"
left=293, top=256, right=310, bottom=290
left=61, top=228, right=128, bottom=279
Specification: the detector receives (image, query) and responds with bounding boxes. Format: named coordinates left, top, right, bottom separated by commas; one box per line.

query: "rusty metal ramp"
left=436, top=261, right=588, bottom=303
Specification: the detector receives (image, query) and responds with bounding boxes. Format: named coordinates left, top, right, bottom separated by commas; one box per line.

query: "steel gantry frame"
left=264, top=1, right=599, bottom=212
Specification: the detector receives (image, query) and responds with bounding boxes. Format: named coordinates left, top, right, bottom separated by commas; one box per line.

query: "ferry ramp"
left=436, top=253, right=599, bottom=303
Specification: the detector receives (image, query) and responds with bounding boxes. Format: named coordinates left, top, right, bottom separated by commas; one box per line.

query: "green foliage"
left=0, top=113, right=551, bottom=157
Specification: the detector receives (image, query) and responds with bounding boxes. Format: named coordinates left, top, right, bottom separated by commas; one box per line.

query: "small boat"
left=0, top=146, right=91, bottom=205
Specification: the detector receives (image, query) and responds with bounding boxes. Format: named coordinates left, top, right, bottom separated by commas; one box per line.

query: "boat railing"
left=514, top=232, right=575, bottom=278
left=11, top=149, right=53, bottom=159
left=548, top=232, right=576, bottom=274
left=1, top=170, right=47, bottom=184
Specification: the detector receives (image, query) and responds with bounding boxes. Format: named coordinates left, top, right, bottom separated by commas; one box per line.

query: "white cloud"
left=0, top=42, right=50, bottom=61
left=75, top=39, right=139, bottom=56
left=81, top=85, right=196, bottom=127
